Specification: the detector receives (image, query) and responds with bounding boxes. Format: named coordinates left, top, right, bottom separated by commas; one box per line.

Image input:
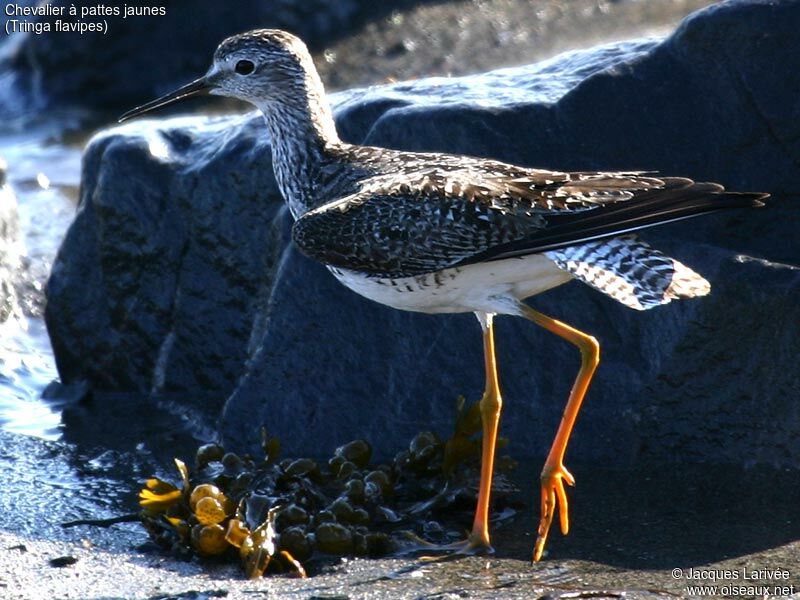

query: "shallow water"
left=0, top=316, right=61, bottom=438
left=0, top=125, right=83, bottom=440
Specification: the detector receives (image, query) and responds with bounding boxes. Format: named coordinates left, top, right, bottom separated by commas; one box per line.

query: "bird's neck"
left=258, top=74, right=341, bottom=219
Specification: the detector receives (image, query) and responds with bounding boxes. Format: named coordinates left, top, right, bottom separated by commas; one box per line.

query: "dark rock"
left=46, top=115, right=280, bottom=396
left=45, top=0, right=800, bottom=468
left=0, top=0, right=428, bottom=120
left=48, top=555, right=78, bottom=568
left=638, top=255, right=800, bottom=468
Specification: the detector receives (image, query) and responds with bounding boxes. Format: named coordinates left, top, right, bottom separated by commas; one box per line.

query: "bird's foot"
left=398, top=530, right=494, bottom=560
left=442, top=531, right=495, bottom=556
left=532, top=462, right=575, bottom=562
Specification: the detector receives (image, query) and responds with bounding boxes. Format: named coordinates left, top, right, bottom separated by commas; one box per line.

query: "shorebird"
left=120, top=29, right=767, bottom=561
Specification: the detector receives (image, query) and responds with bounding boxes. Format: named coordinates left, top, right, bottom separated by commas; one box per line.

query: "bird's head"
left=119, top=29, right=316, bottom=121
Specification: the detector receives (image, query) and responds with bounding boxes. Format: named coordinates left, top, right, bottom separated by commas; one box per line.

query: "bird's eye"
left=234, top=59, right=255, bottom=75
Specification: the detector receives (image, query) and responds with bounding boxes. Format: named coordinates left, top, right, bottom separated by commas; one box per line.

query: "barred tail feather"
left=665, top=260, right=710, bottom=301
left=546, top=235, right=710, bottom=311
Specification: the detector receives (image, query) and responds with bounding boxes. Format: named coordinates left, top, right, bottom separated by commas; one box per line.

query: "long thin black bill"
left=118, top=77, right=211, bottom=123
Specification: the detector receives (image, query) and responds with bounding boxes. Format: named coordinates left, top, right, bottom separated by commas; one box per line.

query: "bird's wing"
left=291, top=166, right=765, bottom=277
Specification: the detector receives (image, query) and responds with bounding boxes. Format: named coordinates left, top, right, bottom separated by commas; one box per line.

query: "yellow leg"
left=467, top=312, right=503, bottom=550
left=518, top=303, right=600, bottom=563
left=411, top=313, right=501, bottom=557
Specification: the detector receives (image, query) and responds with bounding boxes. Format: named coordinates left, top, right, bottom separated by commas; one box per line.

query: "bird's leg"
left=407, top=312, right=500, bottom=557
left=465, top=311, right=502, bottom=551
left=517, top=303, right=600, bottom=562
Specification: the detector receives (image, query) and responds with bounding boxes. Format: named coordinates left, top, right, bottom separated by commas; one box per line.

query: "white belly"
left=328, top=254, right=573, bottom=315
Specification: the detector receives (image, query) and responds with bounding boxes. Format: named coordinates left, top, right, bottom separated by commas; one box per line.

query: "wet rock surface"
left=2, top=428, right=800, bottom=599
left=45, top=0, right=800, bottom=468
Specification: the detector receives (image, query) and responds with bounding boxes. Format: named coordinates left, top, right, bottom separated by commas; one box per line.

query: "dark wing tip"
left=454, top=180, right=769, bottom=267
left=648, top=179, right=769, bottom=209
left=717, top=190, right=770, bottom=208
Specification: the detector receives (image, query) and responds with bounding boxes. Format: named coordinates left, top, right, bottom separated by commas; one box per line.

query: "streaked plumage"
left=119, top=28, right=768, bottom=562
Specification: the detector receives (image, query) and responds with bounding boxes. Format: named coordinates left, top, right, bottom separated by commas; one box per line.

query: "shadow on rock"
left=493, top=462, right=800, bottom=572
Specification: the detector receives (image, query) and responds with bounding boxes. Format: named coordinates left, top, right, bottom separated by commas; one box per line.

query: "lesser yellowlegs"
left=120, top=29, right=767, bottom=561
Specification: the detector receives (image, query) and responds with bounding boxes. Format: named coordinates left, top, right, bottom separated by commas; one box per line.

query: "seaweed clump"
left=139, top=396, right=517, bottom=578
